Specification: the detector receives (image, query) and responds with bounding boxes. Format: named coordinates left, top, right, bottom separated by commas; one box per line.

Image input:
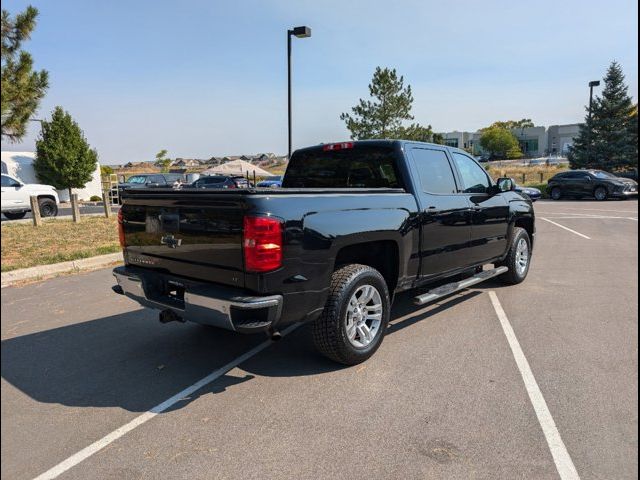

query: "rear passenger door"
left=408, top=146, right=472, bottom=278
left=450, top=152, right=509, bottom=264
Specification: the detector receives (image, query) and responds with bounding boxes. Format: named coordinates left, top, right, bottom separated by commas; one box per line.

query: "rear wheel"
left=550, top=187, right=562, bottom=200
left=594, top=186, right=607, bottom=201
left=38, top=198, right=58, bottom=217
left=312, top=264, right=390, bottom=365
left=498, top=227, right=531, bottom=285
left=3, top=211, right=27, bottom=220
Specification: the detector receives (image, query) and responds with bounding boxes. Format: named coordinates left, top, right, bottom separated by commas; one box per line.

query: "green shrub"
left=89, top=195, right=102, bottom=202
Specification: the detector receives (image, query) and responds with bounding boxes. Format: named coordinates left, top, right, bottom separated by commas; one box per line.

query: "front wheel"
left=312, top=264, right=391, bottom=365
left=550, top=187, right=562, bottom=200
left=594, top=186, right=608, bottom=201
left=38, top=198, right=58, bottom=217
left=498, top=227, right=531, bottom=285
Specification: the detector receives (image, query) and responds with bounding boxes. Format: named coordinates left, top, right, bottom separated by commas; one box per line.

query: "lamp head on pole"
left=588, top=80, right=600, bottom=87
left=290, top=26, right=311, bottom=38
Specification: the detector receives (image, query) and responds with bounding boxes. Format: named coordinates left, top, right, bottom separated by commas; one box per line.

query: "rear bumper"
left=112, top=266, right=282, bottom=333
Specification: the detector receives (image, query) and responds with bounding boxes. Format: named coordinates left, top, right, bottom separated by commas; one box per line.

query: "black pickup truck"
left=113, top=140, right=535, bottom=364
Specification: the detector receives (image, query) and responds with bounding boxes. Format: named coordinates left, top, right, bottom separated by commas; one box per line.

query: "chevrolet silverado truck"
left=112, top=140, right=535, bottom=364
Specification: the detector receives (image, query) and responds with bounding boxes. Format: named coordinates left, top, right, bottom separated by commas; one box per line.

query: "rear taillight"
left=117, top=209, right=126, bottom=248
left=322, top=142, right=354, bottom=151
left=243, top=216, right=282, bottom=272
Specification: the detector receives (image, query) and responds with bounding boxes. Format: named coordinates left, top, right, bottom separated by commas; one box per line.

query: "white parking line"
left=544, top=215, right=638, bottom=220
left=489, top=292, right=580, bottom=480
left=536, top=206, right=638, bottom=214
left=540, top=217, right=591, bottom=239
left=32, top=323, right=300, bottom=480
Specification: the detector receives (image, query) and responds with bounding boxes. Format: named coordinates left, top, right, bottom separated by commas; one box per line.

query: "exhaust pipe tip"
left=270, top=330, right=282, bottom=342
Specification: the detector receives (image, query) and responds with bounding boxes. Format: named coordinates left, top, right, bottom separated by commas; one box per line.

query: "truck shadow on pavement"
left=2, top=289, right=484, bottom=413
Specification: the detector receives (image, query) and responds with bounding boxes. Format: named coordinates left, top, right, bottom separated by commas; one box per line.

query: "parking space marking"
left=489, top=291, right=581, bottom=480
left=540, top=217, right=591, bottom=239
left=32, top=323, right=300, bottom=480
left=543, top=215, right=638, bottom=220
left=536, top=206, right=638, bottom=214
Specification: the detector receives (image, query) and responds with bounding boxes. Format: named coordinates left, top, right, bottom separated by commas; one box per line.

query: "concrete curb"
left=1, top=252, right=123, bottom=288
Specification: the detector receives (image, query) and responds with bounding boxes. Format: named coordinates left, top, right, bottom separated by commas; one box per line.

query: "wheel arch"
left=333, top=240, right=400, bottom=294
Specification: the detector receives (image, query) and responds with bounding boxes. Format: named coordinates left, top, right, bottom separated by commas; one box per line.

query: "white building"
left=439, top=123, right=581, bottom=158
left=1, top=151, right=103, bottom=202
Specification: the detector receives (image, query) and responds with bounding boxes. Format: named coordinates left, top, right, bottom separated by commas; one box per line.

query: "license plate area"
left=146, top=279, right=186, bottom=309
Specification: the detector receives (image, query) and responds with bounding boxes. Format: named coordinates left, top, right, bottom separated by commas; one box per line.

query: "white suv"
left=1, top=174, right=59, bottom=220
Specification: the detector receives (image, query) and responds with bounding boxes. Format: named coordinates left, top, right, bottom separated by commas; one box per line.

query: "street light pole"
left=588, top=80, right=600, bottom=120
left=588, top=80, right=600, bottom=163
left=287, top=26, right=311, bottom=160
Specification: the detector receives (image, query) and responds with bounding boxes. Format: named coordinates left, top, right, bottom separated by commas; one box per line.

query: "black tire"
left=498, top=227, right=531, bottom=285
left=38, top=198, right=58, bottom=217
left=594, top=186, right=608, bottom=201
left=312, top=264, right=391, bottom=365
left=550, top=187, right=562, bottom=200
left=3, top=211, right=27, bottom=220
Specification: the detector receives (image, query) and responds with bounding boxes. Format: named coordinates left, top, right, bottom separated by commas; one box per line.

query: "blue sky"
left=1, top=0, right=638, bottom=164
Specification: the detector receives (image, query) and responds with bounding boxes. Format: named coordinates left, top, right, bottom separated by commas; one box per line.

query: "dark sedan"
left=547, top=170, right=638, bottom=201
left=191, top=175, right=250, bottom=189
left=256, top=176, right=282, bottom=188
left=514, top=183, right=542, bottom=201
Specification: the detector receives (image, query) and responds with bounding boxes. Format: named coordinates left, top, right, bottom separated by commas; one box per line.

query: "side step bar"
left=413, top=266, right=508, bottom=306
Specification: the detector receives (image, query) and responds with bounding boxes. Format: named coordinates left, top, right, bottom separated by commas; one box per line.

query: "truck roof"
left=298, top=139, right=463, bottom=154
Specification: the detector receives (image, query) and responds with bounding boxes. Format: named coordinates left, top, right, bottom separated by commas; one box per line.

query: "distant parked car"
left=256, top=176, right=282, bottom=188
left=547, top=170, right=638, bottom=201
left=513, top=183, right=541, bottom=201
left=112, top=173, right=186, bottom=203
left=191, top=174, right=250, bottom=189
left=1, top=174, right=59, bottom=219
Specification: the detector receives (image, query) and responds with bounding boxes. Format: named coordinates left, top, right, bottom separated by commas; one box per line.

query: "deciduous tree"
left=479, top=126, right=522, bottom=159
left=154, top=149, right=171, bottom=172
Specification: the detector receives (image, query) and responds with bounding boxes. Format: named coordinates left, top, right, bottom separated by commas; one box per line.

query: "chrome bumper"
left=113, top=266, right=282, bottom=332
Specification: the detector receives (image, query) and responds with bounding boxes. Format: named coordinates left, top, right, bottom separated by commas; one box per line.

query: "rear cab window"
left=283, top=145, right=404, bottom=188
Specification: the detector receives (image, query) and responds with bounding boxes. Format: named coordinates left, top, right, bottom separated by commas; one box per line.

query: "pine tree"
left=34, top=107, right=98, bottom=198
left=569, top=62, right=636, bottom=171
left=1, top=6, right=49, bottom=142
left=340, top=67, right=437, bottom=142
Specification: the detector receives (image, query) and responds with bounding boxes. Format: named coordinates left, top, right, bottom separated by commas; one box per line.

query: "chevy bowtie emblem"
left=161, top=234, right=182, bottom=248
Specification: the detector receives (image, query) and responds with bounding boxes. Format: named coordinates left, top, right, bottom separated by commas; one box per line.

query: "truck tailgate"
left=121, top=192, right=246, bottom=287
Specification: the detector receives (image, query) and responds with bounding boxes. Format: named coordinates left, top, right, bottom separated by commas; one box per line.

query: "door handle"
left=425, top=206, right=441, bottom=214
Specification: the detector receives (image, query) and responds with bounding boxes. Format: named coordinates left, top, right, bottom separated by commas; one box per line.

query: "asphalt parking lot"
left=1, top=199, right=637, bottom=480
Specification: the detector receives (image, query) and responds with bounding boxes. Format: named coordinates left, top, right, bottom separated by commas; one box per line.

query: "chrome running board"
left=413, top=266, right=508, bottom=306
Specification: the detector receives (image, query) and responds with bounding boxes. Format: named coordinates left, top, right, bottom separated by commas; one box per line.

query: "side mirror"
left=12, top=181, right=23, bottom=188
left=497, top=177, right=516, bottom=193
